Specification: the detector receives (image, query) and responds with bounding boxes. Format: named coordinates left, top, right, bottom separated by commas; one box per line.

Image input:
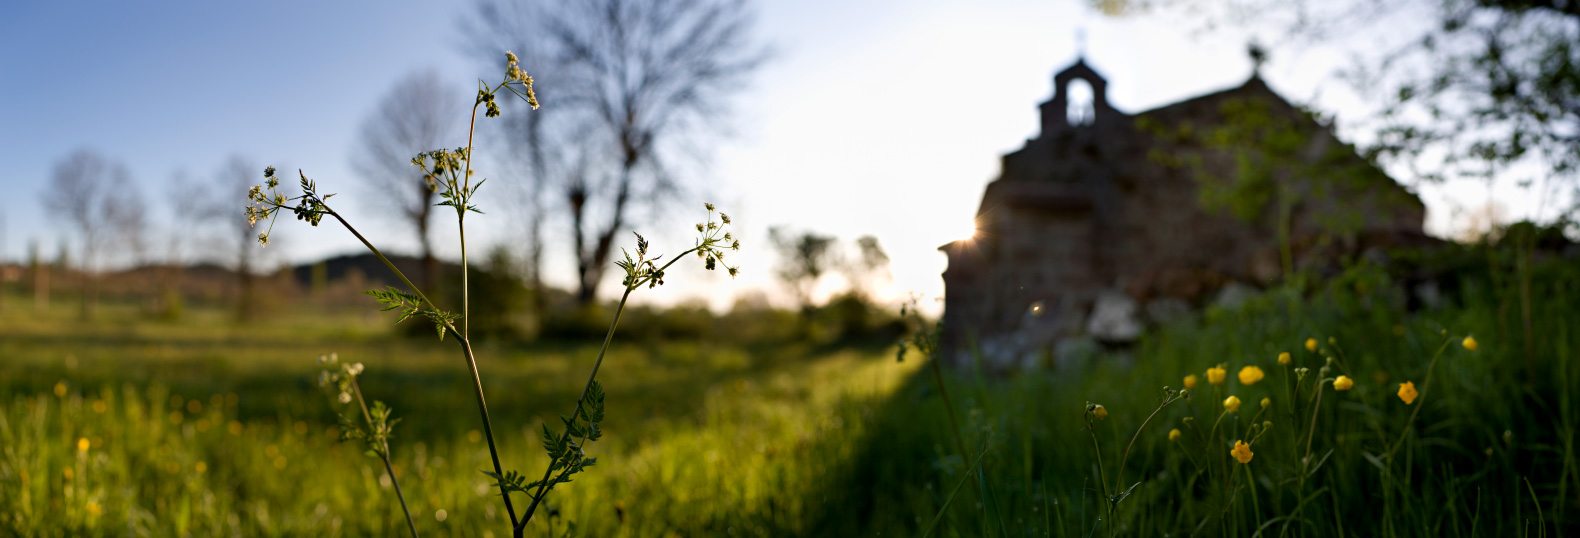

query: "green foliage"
left=363, top=286, right=463, bottom=341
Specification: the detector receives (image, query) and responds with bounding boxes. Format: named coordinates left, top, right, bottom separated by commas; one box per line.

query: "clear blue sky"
left=0, top=0, right=1538, bottom=310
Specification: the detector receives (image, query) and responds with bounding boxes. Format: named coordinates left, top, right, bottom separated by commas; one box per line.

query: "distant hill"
left=287, top=253, right=459, bottom=290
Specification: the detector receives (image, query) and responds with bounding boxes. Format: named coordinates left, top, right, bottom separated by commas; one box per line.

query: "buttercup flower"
left=1397, top=381, right=1418, bottom=404
left=1093, top=404, right=1108, bottom=420
left=1231, top=440, right=1254, bottom=463
left=1239, top=366, right=1265, bottom=385
left=1183, top=374, right=1199, bottom=389
left=77, top=437, right=90, bottom=452
left=1169, top=428, right=1182, bottom=442
left=1278, top=352, right=1292, bottom=366
left=1305, top=338, right=1318, bottom=352
left=1207, top=366, right=1227, bottom=385
left=1260, top=397, right=1272, bottom=410
left=1333, top=375, right=1354, bottom=391
left=1462, top=336, right=1478, bottom=351
left=1223, top=395, right=1242, bottom=413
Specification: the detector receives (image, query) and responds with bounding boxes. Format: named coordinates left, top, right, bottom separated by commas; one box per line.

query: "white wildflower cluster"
left=316, top=353, right=365, bottom=405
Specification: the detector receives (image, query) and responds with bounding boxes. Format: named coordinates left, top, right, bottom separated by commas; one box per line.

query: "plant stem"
left=351, top=379, right=419, bottom=538
left=1114, top=395, right=1181, bottom=494
left=929, top=355, right=970, bottom=465
left=323, top=208, right=520, bottom=528
left=516, top=285, right=636, bottom=536
left=1386, top=336, right=1453, bottom=461
left=1244, top=461, right=1262, bottom=526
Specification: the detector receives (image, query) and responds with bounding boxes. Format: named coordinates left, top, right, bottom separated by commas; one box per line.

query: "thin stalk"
left=1114, top=395, right=1182, bottom=493
left=1385, top=337, right=1454, bottom=461
left=1244, top=461, right=1262, bottom=526
left=929, top=357, right=970, bottom=464
left=351, top=379, right=419, bottom=538
left=517, top=285, right=635, bottom=535
left=461, top=100, right=480, bottom=339
left=514, top=244, right=707, bottom=535
left=323, top=208, right=519, bottom=528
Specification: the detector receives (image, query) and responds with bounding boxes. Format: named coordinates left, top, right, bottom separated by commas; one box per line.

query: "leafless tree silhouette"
left=42, top=149, right=145, bottom=319
left=352, top=69, right=464, bottom=295
left=468, top=0, right=767, bottom=304
left=209, top=156, right=267, bottom=319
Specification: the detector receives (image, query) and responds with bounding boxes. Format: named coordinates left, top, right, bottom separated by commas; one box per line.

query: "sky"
left=0, top=0, right=1553, bottom=314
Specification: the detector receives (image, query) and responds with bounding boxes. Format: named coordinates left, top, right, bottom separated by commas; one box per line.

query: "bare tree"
left=42, top=149, right=145, bottom=319
left=210, top=156, right=267, bottom=319
left=351, top=69, right=464, bottom=294
left=468, top=0, right=766, bottom=305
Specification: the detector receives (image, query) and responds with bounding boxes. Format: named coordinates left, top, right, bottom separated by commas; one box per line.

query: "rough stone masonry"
left=938, top=58, right=1430, bottom=372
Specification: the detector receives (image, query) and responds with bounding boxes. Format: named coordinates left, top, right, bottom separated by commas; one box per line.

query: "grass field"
left=1, top=246, right=1577, bottom=536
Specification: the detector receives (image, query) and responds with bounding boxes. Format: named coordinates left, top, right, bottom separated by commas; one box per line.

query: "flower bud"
left=1305, top=338, right=1318, bottom=352
left=1332, top=375, right=1354, bottom=391
left=1260, top=397, right=1271, bottom=410
left=1462, top=336, right=1478, bottom=351
left=1277, top=352, right=1291, bottom=366
left=1168, top=429, right=1182, bottom=442
left=1093, top=404, right=1108, bottom=420
left=1223, top=395, right=1241, bottom=413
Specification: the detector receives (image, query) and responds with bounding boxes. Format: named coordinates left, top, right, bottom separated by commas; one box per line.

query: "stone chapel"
left=937, top=58, right=1430, bottom=370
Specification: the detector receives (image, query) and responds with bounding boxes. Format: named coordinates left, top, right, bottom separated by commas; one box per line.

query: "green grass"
left=1, top=248, right=1576, bottom=536
left=0, top=298, right=919, bottom=536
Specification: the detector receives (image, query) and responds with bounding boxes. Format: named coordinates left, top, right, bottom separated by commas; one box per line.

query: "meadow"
left=1, top=238, right=1576, bottom=537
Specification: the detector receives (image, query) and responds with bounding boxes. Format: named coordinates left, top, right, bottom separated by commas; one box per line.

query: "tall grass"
left=843, top=250, right=1577, bottom=536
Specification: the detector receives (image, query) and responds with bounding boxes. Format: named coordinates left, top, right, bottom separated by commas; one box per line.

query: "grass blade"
left=921, top=445, right=991, bottom=538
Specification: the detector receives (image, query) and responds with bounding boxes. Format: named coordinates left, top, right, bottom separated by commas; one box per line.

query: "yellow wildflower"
left=1231, top=440, right=1254, bottom=464
left=1207, top=366, right=1227, bottom=385
left=77, top=437, right=89, bottom=452
left=87, top=501, right=102, bottom=517
left=1462, top=336, right=1478, bottom=351
left=1093, top=404, right=1108, bottom=420
left=1223, top=395, right=1242, bottom=413
left=1183, top=374, right=1199, bottom=390
left=1278, top=352, right=1291, bottom=366
left=1239, top=366, right=1265, bottom=385
left=1398, top=381, right=1418, bottom=404
left=1333, top=375, right=1354, bottom=391
left=1169, top=428, right=1182, bottom=442
left=1305, top=338, right=1318, bottom=352
left=1260, top=397, right=1272, bottom=410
